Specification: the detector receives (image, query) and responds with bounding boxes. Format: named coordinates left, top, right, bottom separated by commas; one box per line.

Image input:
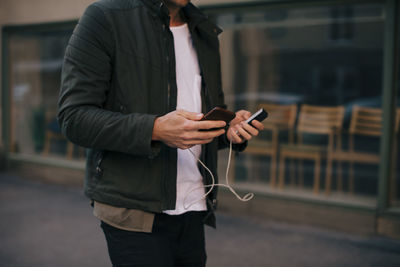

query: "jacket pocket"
left=99, top=152, right=163, bottom=202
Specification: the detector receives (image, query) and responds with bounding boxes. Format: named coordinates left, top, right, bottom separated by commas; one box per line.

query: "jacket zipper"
left=162, top=19, right=171, bottom=209
left=95, top=151, right=105, bottom=178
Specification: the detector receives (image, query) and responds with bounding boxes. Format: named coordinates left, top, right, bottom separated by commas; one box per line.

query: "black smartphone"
left=200, top=107, right=236, bottom=131
left=201, top=107, right=236, bottom=123
left=246, top=108, right=268, bottom=125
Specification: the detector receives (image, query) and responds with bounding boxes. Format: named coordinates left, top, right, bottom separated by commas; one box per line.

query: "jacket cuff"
left=131, top=114, right=161, bottom=158
left=148, top=115, right=162, bottom=158
left=220, top=131, right=248, bottom=152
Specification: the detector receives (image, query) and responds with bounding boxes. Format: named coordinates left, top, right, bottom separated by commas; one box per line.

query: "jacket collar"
left=183, top=3, right=222, bottom=35
left=140, top=0, right=170, bottom=19
left=140, top=0, right=222, bottom=35
left=182, top=3, right=207, bottom=29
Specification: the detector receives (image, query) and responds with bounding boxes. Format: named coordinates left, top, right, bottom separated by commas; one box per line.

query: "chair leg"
left=289, top=158, right=295, bottom=186
left=66, top=142, right=74, bottom=159
left=278, top=153, right=286, bottom=190
left=270, top=155, right=277, bottom=188
left=79, top=147, right=85, bottom=159
left=42, top=132, right=51, bottom=156
left=389, top=166, right=396, bottom=205
left=314, top=156, right=321, bottom=194
left=349, top=162, right=355, bottom=194
left=337, top=160, right=343, bottom=192
left=389, top=150, right=397, bottom=204
left=325, top=156, right=333, bottom=195
left=298, top=159, right=304, bottom=188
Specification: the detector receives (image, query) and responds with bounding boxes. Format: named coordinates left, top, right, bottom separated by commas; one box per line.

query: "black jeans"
left=101, top=211, right=207, bottom=267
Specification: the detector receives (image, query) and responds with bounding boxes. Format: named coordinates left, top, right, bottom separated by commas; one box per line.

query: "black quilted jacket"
left=58, top=0, right=245, bottom=227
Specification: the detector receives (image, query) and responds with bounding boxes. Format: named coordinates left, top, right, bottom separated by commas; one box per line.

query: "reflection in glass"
left=7, top=30, right=83, bottom=160
left=214, top=4, right=384, bottom=202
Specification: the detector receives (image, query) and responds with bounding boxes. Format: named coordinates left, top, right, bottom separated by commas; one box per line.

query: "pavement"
left=0, top=173, right=400, bottom=267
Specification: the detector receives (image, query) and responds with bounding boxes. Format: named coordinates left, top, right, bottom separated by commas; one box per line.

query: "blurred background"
left=0, top=0, right=400, bottom=266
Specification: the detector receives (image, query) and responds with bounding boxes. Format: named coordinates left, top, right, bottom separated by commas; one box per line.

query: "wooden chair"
left=278, top=104, right=345, bottom=194
left=243, top=103, right=297, bottom=187
left=328, top=106, right=400, bottom=196
left=43, top=131, right=75, bottom=159
left=42, top=111, right=84, bottom=159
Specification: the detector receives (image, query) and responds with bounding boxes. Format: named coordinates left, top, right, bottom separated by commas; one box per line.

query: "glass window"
left=391, top=11, right=400, bottom=208
left=214, top=3, right=384, bottom=204
left=5, top=27, right=82, bottom=160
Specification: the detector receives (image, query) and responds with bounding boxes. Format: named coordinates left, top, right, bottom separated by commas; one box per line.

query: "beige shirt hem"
left=93, top=201, right=155, bottom=233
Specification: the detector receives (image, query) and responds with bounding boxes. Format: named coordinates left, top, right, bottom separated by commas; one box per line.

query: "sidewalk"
left=0, top=173, right=399, bottom=267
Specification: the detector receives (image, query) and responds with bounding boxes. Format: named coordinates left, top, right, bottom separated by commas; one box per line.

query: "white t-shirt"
left=164, top=23, right=207, bottom=215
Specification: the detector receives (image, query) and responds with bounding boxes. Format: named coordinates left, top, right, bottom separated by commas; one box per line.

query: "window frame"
left=1, top=20, right=79, bottom=169
left=200, top=0, right=398, bottom=214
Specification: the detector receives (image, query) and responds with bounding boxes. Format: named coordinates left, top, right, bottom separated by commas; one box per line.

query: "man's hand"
left=152, top=110, right=226, bottom=149
left=227, top=110, right=264, bottom=144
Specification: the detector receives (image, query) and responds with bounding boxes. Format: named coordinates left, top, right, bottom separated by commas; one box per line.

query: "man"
left=58, top=0, right=263, bottom=266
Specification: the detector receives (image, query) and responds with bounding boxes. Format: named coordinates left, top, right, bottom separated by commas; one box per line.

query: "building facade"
left=1, top=0, right=399, bottom=238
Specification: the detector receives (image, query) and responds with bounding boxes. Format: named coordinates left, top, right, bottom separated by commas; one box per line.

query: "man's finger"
left=231, top=110, right=251, bottom=125
left=241, top=122, right=259, bottom=136
left=195, top=120, right=226, bottom=130
left=251, top=120, right=264, bottom=130
left=229, top=127, right=243, bottom=143
left=178, top=110, right=204, bottom=121
left=237, top=125, right=252, bottom=140
left=238, top=110, right=252, bottom=120
left=193, top=129, right=225, bottom=139
left=182, top=129, right=225, bottom=143
left=178, top=144, right=194, bottom=150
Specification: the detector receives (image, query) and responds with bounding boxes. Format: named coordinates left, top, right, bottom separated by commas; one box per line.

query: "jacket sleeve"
left=58, top=4, right=160, bottom=157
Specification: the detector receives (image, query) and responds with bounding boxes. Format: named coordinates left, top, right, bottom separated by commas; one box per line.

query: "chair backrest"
left=297, top=104, right=345, bottom=135
left=257, top=103, right=297, bottom=131
left=350, top=106, right=400, bottom=137
left=349, top=106, right=383, bottom=137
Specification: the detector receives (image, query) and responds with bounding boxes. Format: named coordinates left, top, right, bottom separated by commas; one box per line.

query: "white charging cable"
left=184, top=135, right=254, bottom=210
